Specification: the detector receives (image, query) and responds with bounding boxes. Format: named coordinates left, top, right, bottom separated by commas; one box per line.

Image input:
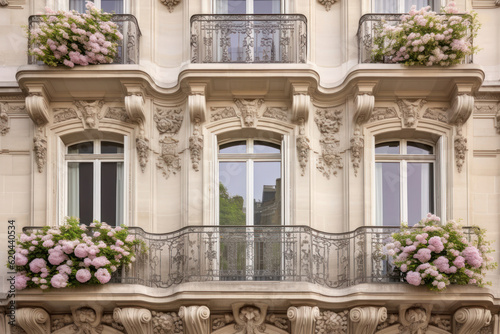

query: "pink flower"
left=15, top=253, right=28, bottom=266
left=15, top=274, right=30, bottom=290
left=413, top=248, right=432, bottom=263
left=453, top=256, right=465, bottom=268
left=125, top=235, right=135, bottom=243
left=74, top=244, right=88, bottom=258
left=93, top=232, right=101, bottom=237
left=92, top=256, right=111, bottom=268
left=433, top=256, right=450, bottom=273
left=42, top=239, right=54, bottom=248
left=428, top=236, right=444, bottom=253
left=57, top=264, right=72, bottom=275
left=29, top=258, right=47, bottom=273
left=76, top=269, right=92, bottom=283
left=95, top=268, right=111, bottom=284
left=437, top=281, right=446, bottom=290
left=51, top=274, right=69, bottom=288
left=48, top=250, right=67, bottom=266
left=462, top=246, right=483, bottom=268
left=63, top=59, right=75, bottom=68
left=406, top=271, right=422, bottom=286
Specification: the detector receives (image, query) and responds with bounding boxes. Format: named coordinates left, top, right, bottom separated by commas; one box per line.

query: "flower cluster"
left=372, top=2, right=480, bottom=66
left=14, top=217, right=146, bottom=290
left=28, top=2, right=123, bottom=67
left=386, top=214, right=497, bottom=291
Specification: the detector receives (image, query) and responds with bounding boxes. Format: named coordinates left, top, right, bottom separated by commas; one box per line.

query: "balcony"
left=190, top=14, right=307, bottom=64
left=27, top=14, right=141, bottom=65
left=357, top=14, right=474, bottom=64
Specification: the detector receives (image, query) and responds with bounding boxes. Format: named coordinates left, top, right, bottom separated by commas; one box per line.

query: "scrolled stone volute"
left=354, top=93, right=375, bottom=125
left=25, top=94, right=49, bottom=126
left=125, top=94, right=146, bottom=124
left=113, top=307, right=153, bottom=334
left=349, top=306, right=387, bottom=334
left=287, top=306, right=320, bottom=334
left=179, top=305, right=210, bottom=334
left=448, top=94, right=474, bottom=125
left=454, top=307, right=491, bottom=334
left=16, top=308, right=50, bottom=334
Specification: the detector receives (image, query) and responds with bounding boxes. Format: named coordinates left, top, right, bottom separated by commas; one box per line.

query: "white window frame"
left=371, top=0, right=440, bottom=13
left=60, top=137, right=129, bottom=226
left=48, top=0, right=129, bottom=13
left=213, top=0, right=285, bottom=14
left=374, top=138, right=437, bottom=226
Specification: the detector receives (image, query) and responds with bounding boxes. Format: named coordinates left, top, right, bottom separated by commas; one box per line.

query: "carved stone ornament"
left=75, top=100, right=105, bottom=129
left=318, top=0, right=337, bottom=11
left=0, top=102, right=10, bottom=135
left=454, top=124, right=467, bottom=173
left=377, top=314, right=399, bottom=331
left=51, top=314, right=74, bottom=332
left=474, top=104, right=496, bottom=115
left=154, top=107, right=184, bottom=134
left=124, top=94, right=146, bottom=124
left=157, top=136, right=181, bottom=179
left=429, top=315, right=451, bottom=332
left=369, top=107, right=398, bottom=122
left=188, top=83, right=207, bottom=123
left=263, top=107, right=288, bottom=121
left=189, top=117, right=204, bottom=172
left=0, top=0, right=8, bottom=6
left=350, top=128, right=364, bottom=177
left=234, top=98, right=264, bottom=128
left=315, top=310, right=348, bottom=334
left=497, top=0, right=500, bottom=6
left=454, top=307, right=491, bottom=334
left=33, top=128, right=47, bottom=173
left=212, top=304, right=288, bottom=333
left=105, top=107, right=131, bottom=123
left=152, top=311, right=183, bottom=334
left=68, top=305, right=104, bottom=334
left=235, top=305, right=267, bottom=334
left=296, top=118, right=311, bottom=176
left=291, top=83, right=310, bottom=122
left=16, top=308, right=50, bottom=334
left=398, top=304, right=432, bottom=334
left=349, top=307, right=387, bottom=334
left=160, top=0, right=180, bottom=12
left=397, top=99, right=427, bottom=128
left=53, top=108, right=79, bottom=123
left=113, top=307, right=152, bottom=334
left=315, top=109, right=343, bottom=179
left=26, top=93, right=50, bottom=126
left=136, top=135, right=150, bottom=173
left=496, top=104, right=500, bottom=134
left=287, top=306, right=320, bottom=334
left=179, top=305, right=210, bottom=334
left=423, top=108, right=448, bottom=123
left=210, top=107, right=237, bottom=122
left=448, top=94, right=474, bottom=125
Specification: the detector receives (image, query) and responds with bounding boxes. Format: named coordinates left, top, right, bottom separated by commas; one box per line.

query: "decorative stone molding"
left=51, top=314, right=75, bottom=331
left=160, top=0, right=180, bottom=12
left=454, top=123, right=467, bottom=173
left=105, top=107, right=131, bottom=122
left=291, top=82, right=310, bottom=122
left=349, top=307, right=387, bottom=334
left=287, top=306, right=320, bottom=334
left=33, top=127, right=47, bottom=173
left=265, top=314, right=288, bottom=331
left=75, top=100, right=105, bottom=129
left=315, top=108, right=343, bottom=179
left=315, top=310, right=348, bottom=334
left=188, top=82, right=207, bottom=123
left=454, top=307, right=491, bottom=334
left=350, top=129, right=364, bottom=177
left=423, top=108, right=448, bottom=123
left=179, top=306, right=210, bottom=334
left=234, top=98, right=264, bottom=128
left=496, top=104, right=500, bottom=134
left=125, top=94, right=146, bottom=124
left=369, top=107, right=398, bottom=122
left=113, top=307, right=153, bottom=334
left=210, top=107, right=237, bottom=122
left=101, top=313, right=126, bottom=332
left=16, top=308, right=50, bottom=334
left=136, top=135, right=150, bottom=173
left=212, top=303, right=288, bottom=333
left=0, top=103, right=10, bottom=135
left=154, top=107, right=184, bottom=134
left=235, top=305, right=267, bottom=333
left=448, top=94, right=474, bottom=125
left=263, top=107, right=289, bottom=121
left=0, top=0, right=8, bottom=6
left=69, top=305, right=104, bottom=334
left=157, top=136, right=181, bottom=178
left=396, top=99, right=427, bottom=128
left=398, top=304, right=432, bottom=334
left=53, top=108, right=78, bottom=123
left=296, top=118, right=311, bottom=176
left=474, top=104, right=496, bottom=114
left=377, top=314, right=399, bottom=331
left=318, top=0, right=337, bottom=11
left=472, top=0, right=500, bottom=8
left=189, top=117, right=203, bottom=171
left=429, top=315, right=451, bottom=332
left=354, top=94, right=375, bottom=125
left=26, top=93, right=50, bottom=126
left=152, top=311, right=183, bottom=334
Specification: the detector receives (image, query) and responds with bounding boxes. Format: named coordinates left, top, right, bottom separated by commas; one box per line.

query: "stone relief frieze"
left=296, top=119, right=311, bottom=177
left=157, top=136, right=181, bottom=179
left=234, top=98, right=264, bottom=128
left=189, top=118, right=203, bottom=172
left=53, top=108, right=79, bottom=123
left=33, top=128, right=47, bottom=173
left=315, top=109, right=343, bottom=179
left=160, top=0, right=180, bottom=12
left=154, top=107, right=184, bottom=135
left=263, top=107, right=288, bottom=122
left=74, top=100, right=105, bottom=129
left=474, top=104, right=496, bottom=114
left=104, top=107, right=131, bottom=123
left=397, top=99, right=427, bottom=128
left=315, top=310, right=348, bottom=334
left=210, top=107, right=237, bottom=122
left=423, top=108, right=448, bottom=123
left=152, top=311, right=183, bottom=334
left=368, top=107, right=398, bottom=122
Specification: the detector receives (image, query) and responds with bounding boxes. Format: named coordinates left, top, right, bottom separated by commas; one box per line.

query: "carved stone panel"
left=0, top=103, right=10, bottom=135
left=104, top=107, right=131, bottom=123
left=53, top=108, right=78, bottom=123
left=315, top=310, right=348, bottom=334
left=423, top=108, right=448, bottom=123
left=157, top=136, right=181, bottom=179
left=160, top=0, right=181, bottom=12
left=315, top=109, right=343, bottom=179
left=350, top=129, right=364, bottom=177
left=136, top=135, right=150, bottom=173
left=369, top=107, right=398, bottom=123
left=263, top=107, right=289, bottom=122
left=210, top=107, right=237, bottom=122
left=296, top=119, right=311, bottom=176
left=152, top=311, right=183, bottom=334
left=154, top=107, right=184, bottom=134
left=454, top=125, right=467, bottom=173
left=33, top=128, right=47, bottom=173
left=398, top=304, right=432, bottom=334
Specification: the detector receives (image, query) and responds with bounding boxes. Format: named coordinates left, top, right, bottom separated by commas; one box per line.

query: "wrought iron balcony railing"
left=190, top=14, right=307, bottom=64
left=357, top=14, right=473, bottom=64
left=27, top=14, right=141, bottom=65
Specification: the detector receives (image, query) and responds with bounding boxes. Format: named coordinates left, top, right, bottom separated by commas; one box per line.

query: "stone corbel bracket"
left=349, top=306, right=387, bottom=334
left=287, top=306, right=320, bottom=334
left=25, top=84, right=50, bottom=126
left=16, top=308, right=51, bottom=334
left=114, top=307, right=153, bottom=334
left=187, top=83, right=207, bottom=172
left=454, top=307, right=491, bottom=334
left=179, top=306, right=210, bottom=334
left=291, top=82, right=310, bottom=123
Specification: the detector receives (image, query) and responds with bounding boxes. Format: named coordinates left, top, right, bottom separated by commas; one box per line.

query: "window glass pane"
left=374, top=0, right=399, bottom=13
left=220, top=141, right=247, bottom=154
left=254, top=0, right=281, bottom=14
left=254, top=161, right=281, bottom=225
left=69, top=0, right=91, bottom=12
left=254, top=141, right=280, bottom=154
left=68, top=142, right=94, bottom=154
left=219, top=162, right=247, bottom=225
left=101, top=162, right=124, bottom=226
left=376, top=162, right=401, bottom=226
left=101, top=0, right=123, bottom=13
left=375, top=141, right=400, bottom=154
left=404, top=0, right=434, bottom=11
left=101, top=141, right=124, bottom=154
left=407, top=142, right=433, bottom=155
left=407, top=163, right=434, bottom=226
left=217, top=0, right=246, bottom=14
left=68, top=162, right=94, bottom=225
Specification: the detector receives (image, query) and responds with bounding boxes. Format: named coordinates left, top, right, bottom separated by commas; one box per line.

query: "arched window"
left=66, top=139, right=125, bottom=225
left=375, top=139, right=435, bottom=226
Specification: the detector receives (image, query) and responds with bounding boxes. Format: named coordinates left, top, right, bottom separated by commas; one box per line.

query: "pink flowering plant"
left=386, top=214, right=497, bottom=291
left=372, top=2, right=480, bottom=66
left=28, top=2, right=123, bottom=67
left=13, top=217, right=146, bottom=290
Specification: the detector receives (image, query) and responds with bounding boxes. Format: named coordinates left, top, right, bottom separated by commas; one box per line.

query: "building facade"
left=1, top=0, right=500, bottom=333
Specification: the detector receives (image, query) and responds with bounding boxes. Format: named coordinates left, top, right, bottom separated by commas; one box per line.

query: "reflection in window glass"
left=254, top=141, right=280, bottom=154
left=101, top=142, right=124, bottom=154
left=374, top=0, right=435, bottom=13
left=254, top=161, right=281, bottom=225
left=101, top=162, right=124, bottom=225
left=407, top=142, right=433, bottom=155
left=69, top=0, right=91, bottom=12
left=375, top=142, right=400, bottom=154
left=407, top=163, right=434, bottom=224
left=68, top=162, right=94, bottom=225
left=68, top=142, right=94, bottom=154
left=375, top=162, right=401, bottom=226
left=216, top=0, right=246, bottom=14
left=220, top=141, right=247, bottom=154
left=254, top=0, right=281, bottom=14
left=101, top=0, right=123, bottom=13
left=219, top=162, right=247, bottom=226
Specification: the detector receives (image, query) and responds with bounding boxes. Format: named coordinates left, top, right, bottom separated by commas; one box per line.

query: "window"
left=373, top=0, right=437, bottom=13
left=69, top=0, right=124, bottom=13
left=216, top=0, right=282, bottom=14
left=66, top=140, right=125, bottom=226
left=375, top=140, right=435, bottom=226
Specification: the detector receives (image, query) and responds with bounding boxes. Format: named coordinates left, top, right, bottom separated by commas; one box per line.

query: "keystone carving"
left=318, top=0, right=337, bottom=11
left=154, top=107, right=184, bottom=134
left=263, top=107, right=289, bottom=121
left=16, top=308, right=50, bottom=334
left=157, top=136, right=181, bottom=179
left=75, top=100, right=105, bottom=129
left=315, top=310, right=348, bottom=334
left=0, top=103, right=10, bottom=135
left=454, top=123, right=467, bottom=173
left=114, top=307, right=153, bottom=334
left=397, top=99, right=427, bottom=128
left=398, top=304, right=432, bottom=334
left=136, top=135, right=150, bottom=173
left=287, top=306, right=320, bottom=334
left=33, top=128, right=47, bottom=173
left=212, top=303, right=288, bottom=333
left=189, top=117, right=204, bottom=172
left=210, top=107, right=237, bottom=122
left=53, top=108, right=78, bottom=123
left=234, top=98, right=264, bottom=128
left=349, top=307, right=387, bottom=334
left=160, top=0, right=180, bottom=12
left=179, top=306, right=210, bottom=334
left=296, top=118, right=311, bottom=176
left=454, top=307, right=491, bottom=334
left=152, top=311, right=183, bottom=334
left=315, top=109, right=343, bottom=179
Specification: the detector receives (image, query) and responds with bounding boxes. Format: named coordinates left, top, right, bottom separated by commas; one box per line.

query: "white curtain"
left=67, top=163, right=80, bottom=218
left=375, top=163, right=384, bottom=226
left=69, top=0, right=91, bottom=12
left=420, top=163, right=431, bottom=218
left=116, top=162, right=124, bottom=226
left=374, top=0, right=434, bottom=13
